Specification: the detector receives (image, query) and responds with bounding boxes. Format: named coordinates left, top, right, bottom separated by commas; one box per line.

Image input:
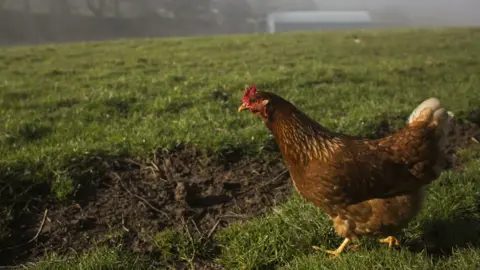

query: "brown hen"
left=238, top=85, right=454, bottom=256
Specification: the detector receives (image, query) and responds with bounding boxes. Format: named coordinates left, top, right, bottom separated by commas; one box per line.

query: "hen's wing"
left=306, top=105, right=451, bottom=207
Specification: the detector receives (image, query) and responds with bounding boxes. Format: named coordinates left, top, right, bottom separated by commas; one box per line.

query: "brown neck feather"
left=265, top=100, right=343, bottom=165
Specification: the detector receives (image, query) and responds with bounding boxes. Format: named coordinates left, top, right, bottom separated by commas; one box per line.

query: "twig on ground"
left=237, top=168, right=289, bottom=196
left=143, top=162, right=168, bottom=181
left=110, top=172, right=171, bottom=220
left=0, top=209, right=48, bottom=252
left=190, top=219, right=202, bottom=236
left=233, top=161, right=250, bottom=172
left=258, top=169, right=289, bottom=189
left=219, top=213, right=252, bottom=219
left=149, top=161, right=160, bottom=172
left=124, top=158, right=143, bottom=167
left=0, top=182, right=11, bottom=196
left=162, top=158, right=173, bottom=181
left=152, top=150, right=158, bottom=165
left=143, top=166, right=157, bottom=179
left=207, top=219, right=221, bottom=239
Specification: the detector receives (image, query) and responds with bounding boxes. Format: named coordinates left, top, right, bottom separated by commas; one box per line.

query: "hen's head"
left=238, top=85, right=272, bottom=120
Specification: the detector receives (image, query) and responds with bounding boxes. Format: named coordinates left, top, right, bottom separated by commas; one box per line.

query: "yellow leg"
left=312, top=238, right=351, bottom=257
left=472, top=136, right=479, bottom=144
left=379, top=236, right=400, bottom=248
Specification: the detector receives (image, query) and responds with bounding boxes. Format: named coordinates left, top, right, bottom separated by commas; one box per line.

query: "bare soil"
left=0, top=118, right=479, bottom=268
left=0, top=147, right=291, bottom=268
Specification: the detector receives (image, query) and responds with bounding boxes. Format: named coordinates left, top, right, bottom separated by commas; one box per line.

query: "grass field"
left=1, top=27, right=480, bottom=269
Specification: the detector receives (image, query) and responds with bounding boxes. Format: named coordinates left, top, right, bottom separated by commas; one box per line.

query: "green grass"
left=25, top=247, right=155, bottom=270
left=1, top=27, right=480, bottom=269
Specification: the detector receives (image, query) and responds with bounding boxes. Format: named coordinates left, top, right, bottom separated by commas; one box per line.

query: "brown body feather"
left=244, top=90, right=452, bottom=241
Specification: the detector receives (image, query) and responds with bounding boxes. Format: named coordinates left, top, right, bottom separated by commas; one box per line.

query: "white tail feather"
left=408, top=97, right=455, bottom=174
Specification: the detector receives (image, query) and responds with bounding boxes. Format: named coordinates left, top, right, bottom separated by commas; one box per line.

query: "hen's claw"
left=326, top=249, right=342, bottom=257
left=379, top=236, right=400, bottom=248
left=313, top=238, right=351, bottom=257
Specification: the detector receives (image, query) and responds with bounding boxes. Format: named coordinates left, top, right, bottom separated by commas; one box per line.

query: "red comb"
left=242, top=85, right=257, bottom=104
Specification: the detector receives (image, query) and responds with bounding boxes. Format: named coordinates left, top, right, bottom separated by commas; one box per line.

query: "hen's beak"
left=238, top=104, right=248, bottom=112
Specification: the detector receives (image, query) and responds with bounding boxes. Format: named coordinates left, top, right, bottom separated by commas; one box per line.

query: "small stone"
left=174, top=182, right=186, bottom=202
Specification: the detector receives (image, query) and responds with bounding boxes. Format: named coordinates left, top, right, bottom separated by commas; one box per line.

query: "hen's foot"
left=379, top=236, right=400, bottom=248
left=312, top=238, right=351, bottom=257
left=325, top=249, right=343, bottom=257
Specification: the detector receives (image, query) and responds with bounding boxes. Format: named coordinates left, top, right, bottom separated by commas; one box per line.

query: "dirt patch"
left=0, top=119, right=479, bottom=268
left=0, top=147, right=291, bottom=268
left=446, top=119, right=480, bottom=169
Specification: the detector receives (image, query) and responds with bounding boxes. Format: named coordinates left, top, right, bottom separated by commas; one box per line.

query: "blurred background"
left=1, top=0, right=480, bottom=46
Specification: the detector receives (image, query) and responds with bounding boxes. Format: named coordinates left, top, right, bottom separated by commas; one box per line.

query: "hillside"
left=0, top=28, right=480, bottom=269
